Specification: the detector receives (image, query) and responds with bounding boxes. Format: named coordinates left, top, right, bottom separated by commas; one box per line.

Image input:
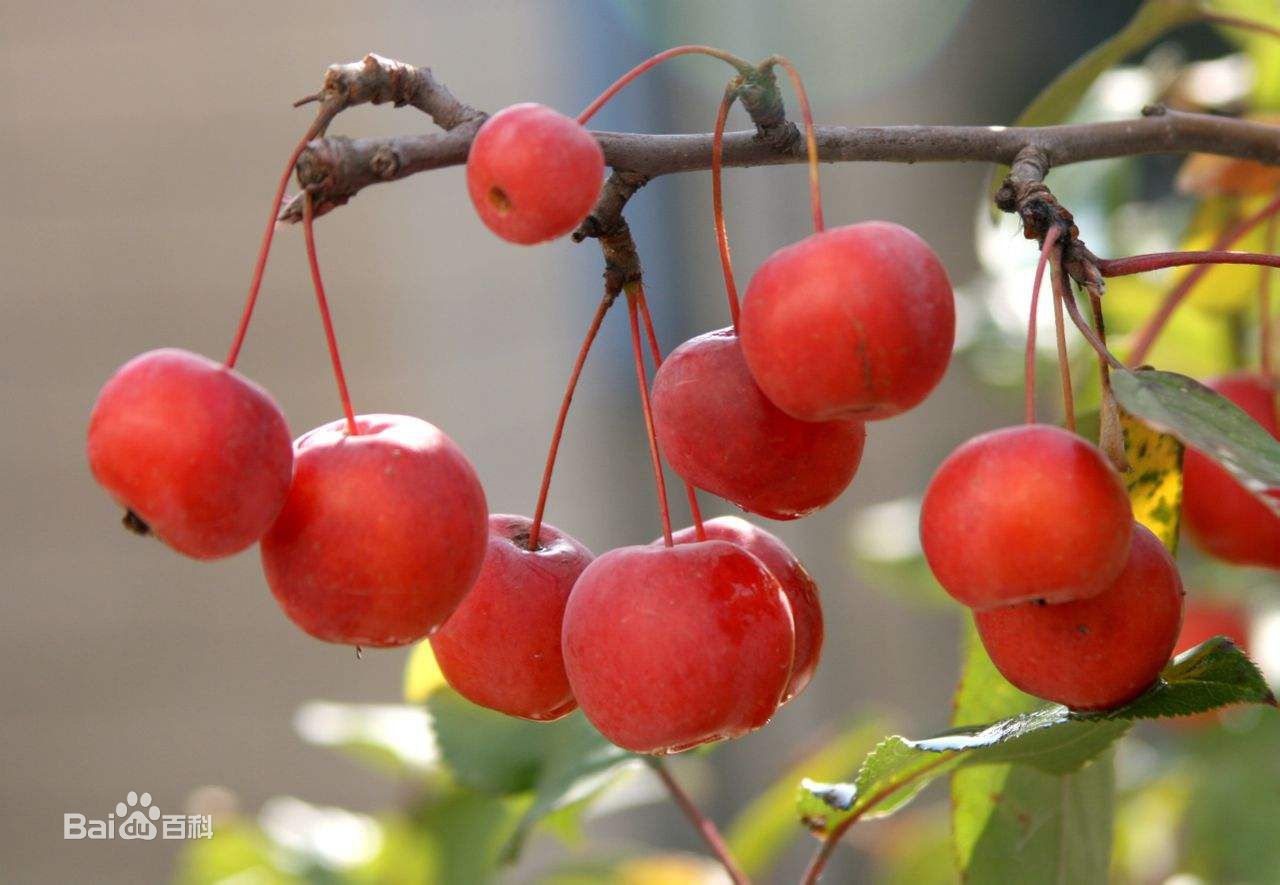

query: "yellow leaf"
left=403, top=641, right=446, bottom=703
left=1120, top=411, right=1185, bottom=554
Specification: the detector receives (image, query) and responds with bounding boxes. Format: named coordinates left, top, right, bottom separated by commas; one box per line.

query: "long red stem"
left=648, top=759, right=749, bottom=885
left=528, top=293, right=615, bottom=550
left=626, top=286, right=674, bottom=546
left=577, top=45, right=750, bottom=126
left=636, top=293, right=706, bottom=541
left=1049, top=257, right=1076, bottom=433
left=1264, top=211, right=1278, bottom=376
left=225, top=118, right=329, bottom=368
left=767, top=56, right=824, bottom=233
left=712, top=81, right=742, bottom=328
left=1119, top=191, right=1280, bottom=366
left=1025, top=226, right=1062, bottom=424
left=1099, top=249, right=1280, bottom=276
left=301, top=194, right=359, bottom=436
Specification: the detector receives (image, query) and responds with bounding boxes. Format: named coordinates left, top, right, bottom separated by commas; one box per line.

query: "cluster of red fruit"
left=86, top=96, right=957, bottom=755
left=919, top=370, right=1280, bottom=711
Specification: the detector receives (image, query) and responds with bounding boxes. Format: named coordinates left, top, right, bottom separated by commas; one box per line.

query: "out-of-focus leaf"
left=1210, top=0, right=1280, bottom=109
left=985, top=0, right=1211, bottom=216
left=403, top=640, right=447, bottom=703
left=798, top=638, right=1271, bottom=837
left=955, top=749, right=1116, bottom=883
left=1121, top=411, right=1185, bottom=552
left=414, top=789, right=528, bottom=885
left=848, top=498, right=949, bottom=608
left=1176, top=195, right=1273, bottom=313
left=173, top=820, right=295, bottom=885
left=1110, top=368, right=1280, bottom=510
left=349, top=816, right=439, bottom=885
left=725, top=718, right=887, bottom=876
left=868, top=808, right=954, bottom=885
left=1104, top=274, right=1235, bottom=378
left=294, top=702, right=438, bottom=774
left=425, top=689, right=637, bottom=863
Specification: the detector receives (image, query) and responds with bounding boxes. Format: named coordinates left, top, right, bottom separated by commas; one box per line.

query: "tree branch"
left=278, top=64, right=1280, bottom=222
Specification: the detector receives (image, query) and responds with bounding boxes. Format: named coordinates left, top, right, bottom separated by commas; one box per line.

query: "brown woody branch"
left=276, top=57, right=1280, bottom=237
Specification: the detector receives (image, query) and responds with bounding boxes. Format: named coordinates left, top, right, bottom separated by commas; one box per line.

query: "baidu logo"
left=64, top=791, right=212, bottom=841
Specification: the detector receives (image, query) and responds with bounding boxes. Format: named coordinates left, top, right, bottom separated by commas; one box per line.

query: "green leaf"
left=953, top=750, right=1116, bottom=884
left=725, top=718, right=887, bottom=876
left=425, top=688, right=637, bottom=863
left=1110, top=368, right=1280, bottom=512
left=985, top=0, right=1210, bottom=216
left=798, top=638, right=1272, bottom=837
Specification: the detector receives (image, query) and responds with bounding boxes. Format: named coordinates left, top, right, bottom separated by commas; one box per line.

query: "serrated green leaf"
left=725, top=719, right=886, bottom=876
left=425, top=689, right=636, bottom=864
left=1110, top=368, right=1280, bottom=512
left=799, top=638, right=1272, bottom=837
left=985, top=0, right=1210, bottom=217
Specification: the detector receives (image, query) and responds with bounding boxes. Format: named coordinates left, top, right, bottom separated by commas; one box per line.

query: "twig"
left=647, top=758, right=749, bottom=885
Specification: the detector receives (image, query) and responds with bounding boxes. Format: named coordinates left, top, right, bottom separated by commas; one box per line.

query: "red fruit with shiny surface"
left=975, top=524, right=1185, bottom=711
left=920, top=424, right=1132, bottom=609
left=667, top=516, right=823, bottom=702
left=739, top=221, right=954, bottom=422
left=562, top=541, right=794, bottom=754
left=431, top=514, right=593, bottom=721
left=465, top=103, right=605, bottom=245
left=1181, top=373, right=1280, bottom=569
left=261, top=414, right=488, bottom=648
left=87, top=348, right=293, bottom=559
left=651, top=329, right=865, bottom=520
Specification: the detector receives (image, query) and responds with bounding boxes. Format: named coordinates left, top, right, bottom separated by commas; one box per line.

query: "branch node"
left=739, top=63, right=799, bottom=151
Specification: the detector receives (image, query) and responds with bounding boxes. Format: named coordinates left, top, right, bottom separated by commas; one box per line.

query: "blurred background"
left=10, top=0, right=1277, bottom=882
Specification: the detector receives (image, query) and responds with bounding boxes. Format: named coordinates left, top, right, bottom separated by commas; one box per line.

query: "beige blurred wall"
left=0, top=1, right=1136, bottom=882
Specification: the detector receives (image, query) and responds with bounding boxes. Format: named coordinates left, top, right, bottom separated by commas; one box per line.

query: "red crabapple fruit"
left=1181, top=373, right=1280, bottom=569
left=739, top=221, right=954, bottom=422
left=974, top=524, right=1184, bottom=711
left=87, top=348, right=293, bottom=559
left=667, top=516, right=823, bottom=702
left=261, top=414, right=487, bottom=648
left=920, top=424, right=1132, bottom=609
left=431, top=514, right=593, bottom=721
left=465, top=103, right=605, bottom=245
left=562, top=541, right=794, bottom=754
left=651, top=328, right=865, bottom=520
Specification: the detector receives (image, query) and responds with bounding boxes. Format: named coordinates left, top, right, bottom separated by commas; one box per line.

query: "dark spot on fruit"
left=488, top=186, right=512, bottom=215
left=122, top=509, right=150, bottom=536
left=1076, top=624, right=1089, bottom=635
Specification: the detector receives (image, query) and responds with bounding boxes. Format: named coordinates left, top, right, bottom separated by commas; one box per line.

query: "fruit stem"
left=1262, top=208, right=1277, bottom=377
left=577, top=45, right=752, bottom=126
left=647, top=758, right=749, bottom=885
left=1116, top=190, right=1280, bottom=366
left=712, top=79, right=743, bottom=329
left=528, top=291, right=616, bottom=550
left=1049, top=254, right=1076, bottom=433
left=625, top=284, right=674, bottom=546
left=1099, top=249, right=1280, bottom=277
left=301, top=193, right=359, bottom=436
left=224, top=117, right=330, bottom=369
left=763, top=56, right=824, bottom=233
left=636, top=292, right=707, bottom=541
left=1025, top=226, right=1062, bottom=424
left=1202, top=12, right=1280, bottom=43
left=799, top=754, right=951, bottom=885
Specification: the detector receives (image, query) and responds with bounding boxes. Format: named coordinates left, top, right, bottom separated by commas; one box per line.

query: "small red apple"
left=1181, top=372, right=1280, bottom=569
left=431, top=514, right=593, bottom=721
left=465, top=103, right=605, bottom=245
left=974, top=524, right=1184, bottom=711
left=739, top=221, right=954, bottom=422
left=87, top=348, right=293, bottom=559
left=651, top=328, right=865, bottom=520
left=667, top=516, right=823, bottom=702
left=920, top=425, right=1133, bottom=609
left=261, top=414, right=487, bottom=648
left=562, top=541, right=794, bottom=754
